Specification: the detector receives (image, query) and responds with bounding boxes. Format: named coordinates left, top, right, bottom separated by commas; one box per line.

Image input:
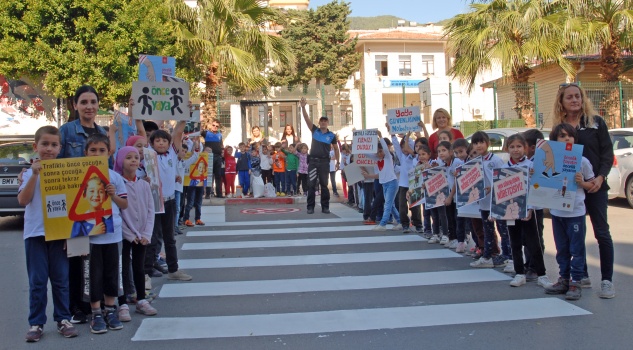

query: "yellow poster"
left=184, top=152, right=209, bottom=187
left=39, top=156, right=111, bottom=241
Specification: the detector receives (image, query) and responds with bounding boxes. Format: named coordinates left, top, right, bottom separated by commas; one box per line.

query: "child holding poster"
left=501, top=134, right=550, bottom=288
left=451, top=138, right=470, bottom=253
left=522, top=129, right=546, bottom=281
left=115, top=146, right=158, bottom=319
left=469, top=131, right=509, bottom=269
left=389, top=125, right=417, bottom=234
left=438, top=141, right=464, bottom=250
left=175, top=143, right=199, bottom=233
left=18, top=126, right=79, bottom=342
left=361, top=131, right=402, bottom=231
left=82, top=134, right=128, bottom=334
left=544, top=124, right=595, bottom=300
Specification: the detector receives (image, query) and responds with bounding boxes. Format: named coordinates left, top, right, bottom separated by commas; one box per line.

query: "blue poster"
left=112, top=111, right=137, bottom=153
left=528, top=140, right=584, bottom=211
left=138, top=55, right=176, bottom=82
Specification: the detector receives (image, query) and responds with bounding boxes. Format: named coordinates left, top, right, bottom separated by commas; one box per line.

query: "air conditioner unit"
left=340, top=92, right=350, bottom=100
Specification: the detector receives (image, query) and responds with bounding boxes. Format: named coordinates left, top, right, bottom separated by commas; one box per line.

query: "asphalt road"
left=1, top=199, right=632, bottom=350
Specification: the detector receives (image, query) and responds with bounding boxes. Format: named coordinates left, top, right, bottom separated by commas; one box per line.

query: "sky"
left=308, top=0, right=470, bottom=24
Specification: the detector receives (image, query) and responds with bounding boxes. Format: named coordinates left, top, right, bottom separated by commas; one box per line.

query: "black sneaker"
left=25, top=325, right=43, bottom=342
left=153, top=263, right=168, bottom=274
left=204, top=194, right=210, bottom=199
left=525, top=270, right=538, bottom=282
left=90, top=314, right=107, bottom=334
left=565, top=281, right=582, bottom=300
left=322, top=208, right=331, bottom=214
left=149, top=268, right=163, bottom=277
left=70, top=310, right=87, bottom=324
left=545, top=277, right=570, bottom=295
left=104, top=310, right=123, bottom=330
left=307, top=208, right=314, bottom=214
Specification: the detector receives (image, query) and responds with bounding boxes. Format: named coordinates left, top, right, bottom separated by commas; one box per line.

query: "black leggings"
left=509, top=214, right=546, bottom=276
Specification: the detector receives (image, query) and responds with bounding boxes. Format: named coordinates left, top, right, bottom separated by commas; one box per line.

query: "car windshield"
left=0, top=143, right=35, bottom=166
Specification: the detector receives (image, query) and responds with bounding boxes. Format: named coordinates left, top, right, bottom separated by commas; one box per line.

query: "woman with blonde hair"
left=427, top=108, right=464, bottom=159
left=553, top=83, right=615, bottom=299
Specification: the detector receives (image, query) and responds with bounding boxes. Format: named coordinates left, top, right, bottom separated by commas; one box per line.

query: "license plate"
left=0, top=177, right=18, bottom=186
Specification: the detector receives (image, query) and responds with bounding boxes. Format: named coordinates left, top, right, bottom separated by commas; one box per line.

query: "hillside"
left=349, top=15, right=447, bottom=30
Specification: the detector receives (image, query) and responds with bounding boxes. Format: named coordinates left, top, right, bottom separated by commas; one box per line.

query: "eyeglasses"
left=559, top=82, right=580, bottom=88
left=212, top=124, right=219, bottom=127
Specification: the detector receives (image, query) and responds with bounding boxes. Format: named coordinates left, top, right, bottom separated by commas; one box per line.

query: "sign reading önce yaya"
left=132, top=81, right=190, bottom=121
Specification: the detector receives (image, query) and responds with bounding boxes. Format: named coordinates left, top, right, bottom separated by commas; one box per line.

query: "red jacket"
left=224, top=149, right=236, bottom=173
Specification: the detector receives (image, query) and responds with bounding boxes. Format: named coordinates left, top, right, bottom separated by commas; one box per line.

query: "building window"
left=422, top=55, right=434, bottom=75
left=279, top=106, right=292, bottom=127
left=375, top=55, right=388, bottom=76
left=324, top=105, right=333, bottom=119
left=340, top=106, right=353, bottom=125
left=399, top=55, right=411, bottom=76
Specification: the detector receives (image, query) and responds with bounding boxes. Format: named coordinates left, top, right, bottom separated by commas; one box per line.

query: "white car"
left=608, top=128, right=633, bottom=207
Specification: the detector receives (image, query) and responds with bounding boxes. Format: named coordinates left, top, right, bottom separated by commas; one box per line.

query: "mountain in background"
left=349, top=15, right=449, bottom=30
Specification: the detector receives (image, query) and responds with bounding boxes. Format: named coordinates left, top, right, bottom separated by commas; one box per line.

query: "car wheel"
left=627, top=176, right=633, bottom=209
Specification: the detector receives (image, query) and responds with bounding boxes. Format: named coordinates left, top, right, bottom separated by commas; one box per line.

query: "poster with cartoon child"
left=143, top=148, right=165, bottom=213
left=527, top=140, right=583, bottom=211
left=491, top=167, right=529, bottom=220
left=184, top=152, right=209, bottom=187
left=39, top=156, right=112, bottom=241
left=455, top=157, right=485, bottom=208
left=422, top=167, right=449, bottom=209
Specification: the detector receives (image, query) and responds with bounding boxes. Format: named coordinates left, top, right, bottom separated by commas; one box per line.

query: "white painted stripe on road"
left=132, top=298, right=591, bottom=341
left=159, top=269, right=510, bottom=298
left=196, top=217, right=361, bottom=228
left=187, top=225, right=376, bottom=237
left=178, top=250, right=460, bottom=269
left=182, top=235, right=425, bottom=250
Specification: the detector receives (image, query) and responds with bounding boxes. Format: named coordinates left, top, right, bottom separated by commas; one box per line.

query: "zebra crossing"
left=132, top=204, right=592, bottom=345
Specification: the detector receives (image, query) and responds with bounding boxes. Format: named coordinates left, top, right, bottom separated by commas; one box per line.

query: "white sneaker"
left=503, top=264, right=515, bottom=274
left=537, top=275, right=553, bottom=288
left=144, top=274, right=152, bottom=290
left=391, top=224, right=403, bottom=231
left=428, top=234, right=440, bottom=243
left=510, top=274, right=526, bottom=287
left=455, top=242, right=466, bottom=253
left=599, top=280, right=615, bottom=299
left=470, top=257, right=494, bottom=268
left=372, top=225, right=387, bottom=231
left=439, top=235, right=449, bottom=245
left=448, top=239, right=458, bottom=249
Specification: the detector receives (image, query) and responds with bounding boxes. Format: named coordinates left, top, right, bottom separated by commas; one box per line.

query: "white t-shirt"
left=90, top=170, right=127, bottom=245
left=365, top=138, right=397, bottom=184
left=330, top=150, right=337, bottom=172
left=19, top=169, right=45, bottom=240
left=480, top=153, right=505, bottom=211
left=445, top=157, right=464, bottom=193
left=550, top=157, right=594, bottom=217
left=151, top=144, right=178, bottom=198
left=260, top=153, right=272, bottom=171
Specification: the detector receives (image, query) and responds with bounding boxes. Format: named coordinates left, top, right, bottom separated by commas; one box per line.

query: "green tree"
left=268, top=1, right=361, bottom=118
left=446, top=0, right=574, bottom=126
left=0, top=0, right=179, bottom=116
left=167, top=0, right=295, bottom=130
left=557, top=0, right=633, bottom=127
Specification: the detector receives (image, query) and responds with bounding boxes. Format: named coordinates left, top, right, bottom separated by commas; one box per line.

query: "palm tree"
left=167, top=0, right=294, bottom=129
left=445, top=0, right=575, bottom=126
left=556, top=0, right=633, bottom=127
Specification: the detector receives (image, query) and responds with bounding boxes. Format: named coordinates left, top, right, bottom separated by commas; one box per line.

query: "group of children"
left=345, top=122, right=594, bottom=301
left=20, top=116, right=197, bottom=342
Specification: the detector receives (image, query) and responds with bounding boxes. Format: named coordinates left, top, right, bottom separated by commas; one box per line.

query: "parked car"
left=608, top=128, right=633, bottom=207
left=0, top=140, right=36, bottom=216
left=466, top=127, right=620, bottom=199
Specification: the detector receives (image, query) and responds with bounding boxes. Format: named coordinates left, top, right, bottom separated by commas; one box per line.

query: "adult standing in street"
left=58, top=85, right=109, bottom=324
left=201, top=120, right=224, bottom=199
left=553, top=83, right=615, bottom=299
left=248, top=126, right=265, bottom=149
left=427, top=108, right=464, bottom=159
left=300, top=97, right=340, bottom=214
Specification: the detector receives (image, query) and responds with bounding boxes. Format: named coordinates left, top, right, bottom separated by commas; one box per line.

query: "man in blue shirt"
left=300, top=97, right=340, bottom=214
left=201, top=121, right=224, bottom=198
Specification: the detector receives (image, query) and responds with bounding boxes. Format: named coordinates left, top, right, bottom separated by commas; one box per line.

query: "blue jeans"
left=238, top=170, right=250, bottom=195
left=274, top=171, right=286, bottom=193
left=25, top=236, right=71, bottom=325
left=370, top=180, right=384, bottom=221
left=379, top=179, right=400, bottom=226
left=552, top=215, right=586, bottom=282
left=184, top=187, right=203, bottom=221
left=480, top=210, right=510, bottom=259
left=584, top=190, right=614, bottom=281
left=286, top=169, right=297, bottom=194
left=174, top=190, right=182, bottom=228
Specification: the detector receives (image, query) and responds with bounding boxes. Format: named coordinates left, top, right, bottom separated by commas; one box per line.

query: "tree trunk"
left=599, top=35, right=622, bottom=128
left=511, top=67, right=535, bottom=127
left=201, top=62, right=220, bottom=131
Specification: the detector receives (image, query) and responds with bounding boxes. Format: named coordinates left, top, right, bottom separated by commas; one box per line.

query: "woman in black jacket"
left=553, top=83, right=615, bottom=299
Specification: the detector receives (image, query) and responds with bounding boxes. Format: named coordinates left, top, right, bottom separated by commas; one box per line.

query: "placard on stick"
left=386, top=106, right=422, bottom=134
left=132, top=81, right=190, bottom=121
left=351, top=129, right=378, bottom=154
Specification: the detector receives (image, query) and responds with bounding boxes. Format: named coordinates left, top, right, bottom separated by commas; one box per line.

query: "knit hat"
left=126, top=135, right=146, bottom=147
left=114, top=146, right=139, bottom=175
